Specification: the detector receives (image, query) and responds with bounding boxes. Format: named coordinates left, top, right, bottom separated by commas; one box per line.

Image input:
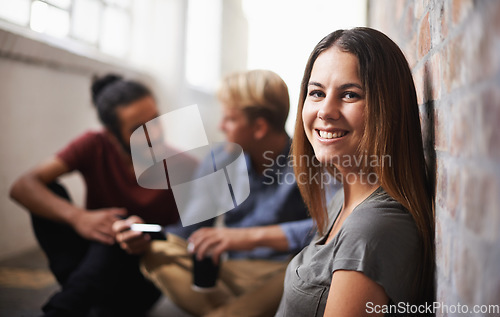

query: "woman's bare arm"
left=323, top=270, right=388, bottom=316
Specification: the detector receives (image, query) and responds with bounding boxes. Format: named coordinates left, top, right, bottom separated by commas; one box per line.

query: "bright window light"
left=185, top=0, right=222, bottom=92
left=72, top=0, right=102, bottom=44
left=30, top=1, right=49, bottom=33
left=0, top=0, right=31, bottom=26
left=104, top=0, right=132, bottom=9
left=30, top=0, right=70, bottom=38
left=99, top=6, right=131, bottom=57
left=45, top=0, right=72, bottom=10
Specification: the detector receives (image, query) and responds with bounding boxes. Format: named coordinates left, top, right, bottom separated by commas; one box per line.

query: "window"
left=185, top=0, right=222, bottom=92
left=30, top=0, right=71, bottom=37
left=0, top=0, right=133, bottom=58
left=0, top=0, right=31, bottom=26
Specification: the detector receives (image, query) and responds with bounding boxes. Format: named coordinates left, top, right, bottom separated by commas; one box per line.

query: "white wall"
left=0, top=59, right=95, bottom=259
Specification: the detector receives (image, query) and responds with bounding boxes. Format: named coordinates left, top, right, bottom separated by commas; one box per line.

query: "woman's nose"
left=317, top=98, right=341, bottom=121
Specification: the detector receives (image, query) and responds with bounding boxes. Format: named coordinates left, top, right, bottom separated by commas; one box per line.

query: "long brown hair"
left=292, top=27, right=434, bottom=305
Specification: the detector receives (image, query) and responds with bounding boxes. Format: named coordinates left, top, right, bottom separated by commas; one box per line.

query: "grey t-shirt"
left=275, top=187, right=419, bottom=316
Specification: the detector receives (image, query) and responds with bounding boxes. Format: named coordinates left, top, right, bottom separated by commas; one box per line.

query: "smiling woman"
left=276, top=27, right=435, bottom=316
left=302, top=48, right=366, bottom=168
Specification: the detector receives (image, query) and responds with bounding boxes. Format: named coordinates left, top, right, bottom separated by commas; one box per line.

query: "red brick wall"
left=368, top=0, right=500, bottom=313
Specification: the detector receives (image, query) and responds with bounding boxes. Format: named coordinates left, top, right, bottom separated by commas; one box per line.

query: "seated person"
left=114, top=70, right=339, bottom=317
left=9, top=74, right=189, bottom=317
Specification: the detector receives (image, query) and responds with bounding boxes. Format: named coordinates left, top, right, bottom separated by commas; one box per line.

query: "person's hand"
left=113, top=216, right=152, bottom=255
left=71, top=208, right=127, bottom=245
left=188, top=227, right=255, bottom=264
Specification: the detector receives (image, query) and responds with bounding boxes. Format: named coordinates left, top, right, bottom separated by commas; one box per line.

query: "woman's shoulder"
left=332, top=188, right=421, bottom=304
left=354, top=187, right=414, bottom=222
left=340, top=188, right=418, bottom=246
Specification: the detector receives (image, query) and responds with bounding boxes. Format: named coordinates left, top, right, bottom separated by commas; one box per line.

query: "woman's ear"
left=253, top=117, right=269, bottom=140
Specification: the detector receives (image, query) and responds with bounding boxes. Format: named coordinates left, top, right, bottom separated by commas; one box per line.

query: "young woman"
left=275, top=28, right=434, bottom=316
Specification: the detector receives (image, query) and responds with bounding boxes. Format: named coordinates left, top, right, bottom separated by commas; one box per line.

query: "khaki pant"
left=141, top=234, right=288, bottom=317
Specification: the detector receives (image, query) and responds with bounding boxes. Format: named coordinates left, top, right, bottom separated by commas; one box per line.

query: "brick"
left=458, top=13, right=498, bottom=84
left=430, top=1, right=445, bottom=47
left=412, top=54, right=440, bottom=105
left=462, top=168, right=499, bottom=242
left=439, top=47, right=450, bottom=93
left=414, top=0, right=428, bottom=19
left=440, top=0, right=449, bottom=40
left=484, top=274, right=500, bottom=307
left=434, top=105, right=448, bottom=152
left=479, top=239, right=500, bottom=307
left=418, top=12, right=431, bottom=59
left=473, top=7, right=500, bottom=82
left=452, top=0, right=474, bottom=26
left=442, top=36, right=464, bottom=93
left=435, top=219, right=452, bottom=281
left=450, top=94, right=474, bottom=157
left=454, top=243, right=480, bottom=304
left=479, top=87, right=500, bottom=159
left=446, top=164, right=460, bottom=219
left=404, top=27, right=418, bottom=69
left=429, top=53, right=441, bottom=100
left=494, top=0, right=500, bottom=31
left=366, top=4, right=500, bottom=310
left=435, top=158, right=448, bottom=210
left=413, top=65, right=425, bottom=105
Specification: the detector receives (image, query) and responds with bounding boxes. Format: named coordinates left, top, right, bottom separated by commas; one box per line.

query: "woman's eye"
left=309, top=90, right=325, bottom=98
left=343, top=92, right=359, bottom=100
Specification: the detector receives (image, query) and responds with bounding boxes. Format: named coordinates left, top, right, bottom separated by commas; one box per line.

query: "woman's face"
left=302, top=47, right=366, bottom=169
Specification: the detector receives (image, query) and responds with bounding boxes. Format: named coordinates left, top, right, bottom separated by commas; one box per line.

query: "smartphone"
left=130, top=223, right=166, bottom=240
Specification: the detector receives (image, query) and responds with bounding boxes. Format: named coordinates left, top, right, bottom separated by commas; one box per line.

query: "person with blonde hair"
left=114, top=70, right=330, bottom=316
left=276, top=27, right=434, bottom=316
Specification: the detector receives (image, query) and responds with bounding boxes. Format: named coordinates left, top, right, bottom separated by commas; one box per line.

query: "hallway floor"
left=0, top=247, right=192, bottom=317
